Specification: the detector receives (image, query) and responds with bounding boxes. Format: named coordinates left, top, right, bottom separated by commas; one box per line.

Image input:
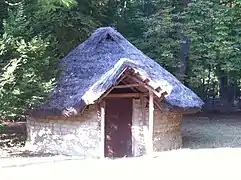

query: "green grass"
left=182, top=115, right=241, bottom=149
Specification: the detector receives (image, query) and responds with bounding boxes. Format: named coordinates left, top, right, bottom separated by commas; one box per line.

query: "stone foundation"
left=26, top=100, right=182, bottom=157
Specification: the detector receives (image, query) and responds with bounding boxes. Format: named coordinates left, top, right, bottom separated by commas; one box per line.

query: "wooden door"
left=105, top=98, right=132, bottom=158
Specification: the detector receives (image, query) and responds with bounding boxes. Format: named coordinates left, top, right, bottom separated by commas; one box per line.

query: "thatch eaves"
left=29, top=27, right=204, bottom=117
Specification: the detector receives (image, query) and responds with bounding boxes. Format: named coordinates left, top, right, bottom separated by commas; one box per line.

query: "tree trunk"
left=178, top=38, right=189, bottom=83
left=0, top=1, right=7, bottom=35
left=219, top=73, right=229, bottom=112
left=228, top=78, right=238, bottom=103
left=178, top=0, right=190, bottom=84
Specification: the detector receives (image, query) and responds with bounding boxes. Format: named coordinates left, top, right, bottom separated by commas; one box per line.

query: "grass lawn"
left=182, top=114, right=241, bottom=149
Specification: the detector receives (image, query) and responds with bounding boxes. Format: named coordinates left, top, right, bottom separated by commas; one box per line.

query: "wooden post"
left=140, top=94, right=145, bottom=126
left=148, top=90, right=154, bottom=155
left=100, top=101, right=105, bottom=158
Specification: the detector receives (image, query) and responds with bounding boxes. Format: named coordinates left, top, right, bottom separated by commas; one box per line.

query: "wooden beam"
left=148, top=90, right=154, bottom=155
left=124, top=68, right=135, bottom=75
left=144, top=79, right=150, bottom=84
left=100, top=101, right=105, bottom=158
left=97, top=74, right=128, bottom=103
left=134, top=72, right=150, bottom=84
left=121, top=79, right=139, bottom=93
left=155, top=87, right=162, bottom=93
left=126, top=75, right=163, bottom=98
left=106, top=93, right=148, bottom=98
left=116, top=74, right=127, bottom=84
left=154, top=101, right=162, bottom=111
left=113, top=84, right=142, bottom=89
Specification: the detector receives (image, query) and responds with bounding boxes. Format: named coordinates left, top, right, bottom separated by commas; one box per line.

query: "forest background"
left=1, top=0, right=241, bottom=119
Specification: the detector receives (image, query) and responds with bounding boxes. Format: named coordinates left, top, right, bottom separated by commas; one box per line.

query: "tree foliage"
left=0, top=0, right=106, bottom=119
left=1, top=0, right=241, bottom=118
left=183, top=0, right=241, bottom=100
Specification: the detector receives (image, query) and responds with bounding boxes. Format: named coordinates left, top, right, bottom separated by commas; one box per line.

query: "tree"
left=1, top=0, right=241, bottom=118
left=0, top=0, right=108, bottom=119
left=135, top=0, right=187, bottom=80
left=183, top=0, right=241, bottom=104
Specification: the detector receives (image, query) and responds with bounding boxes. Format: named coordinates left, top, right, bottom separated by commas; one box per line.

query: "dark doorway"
left=105, top=98, right=133, bottom=158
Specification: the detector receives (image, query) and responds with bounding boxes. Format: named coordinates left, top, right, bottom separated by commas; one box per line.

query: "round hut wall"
left=132, top=99, right=182, bottom=156
left=26, top=99, right=182, bottom=157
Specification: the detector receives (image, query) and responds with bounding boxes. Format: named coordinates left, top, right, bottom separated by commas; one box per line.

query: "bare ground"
left=0, top=121, right=27, bottom=157
left=2, top=148, right=241, bottom=179
left=2, top=115, right=241, bottom=179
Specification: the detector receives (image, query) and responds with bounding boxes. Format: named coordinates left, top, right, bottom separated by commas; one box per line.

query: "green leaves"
left=0, top=35, right=57, bottom=119
left=184, top=0, right=241, bottom=74
left=0, top=0, right=109, bottom=119
left=134, top=2, right=185, bottom=75
left=181, top=0, right=241, bottom=98
left=38, top=0, right=77, bottom=12
left=1, top=0, right=241, bottom=118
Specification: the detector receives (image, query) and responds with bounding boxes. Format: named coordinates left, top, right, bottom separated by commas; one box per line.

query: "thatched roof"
left=29, top=27, right=204, bottom=117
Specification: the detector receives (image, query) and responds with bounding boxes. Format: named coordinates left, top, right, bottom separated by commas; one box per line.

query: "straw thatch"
left=29, top=27, right=204, bottom=117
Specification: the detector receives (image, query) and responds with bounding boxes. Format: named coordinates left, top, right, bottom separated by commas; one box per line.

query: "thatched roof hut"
left=26, top=27, right=203, bottom=158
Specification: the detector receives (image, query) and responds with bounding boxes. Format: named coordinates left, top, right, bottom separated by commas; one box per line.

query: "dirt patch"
left=0, top=121, right=27, bottom=157
left=1, top=149, right=241, bottom=180
left=0, top=121, right=26, bottom=144
left=0, top=121, right=59, bottom=158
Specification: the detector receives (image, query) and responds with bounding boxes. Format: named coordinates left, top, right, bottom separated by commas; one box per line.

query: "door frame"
left=99, top=90, right=154, bottom=158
